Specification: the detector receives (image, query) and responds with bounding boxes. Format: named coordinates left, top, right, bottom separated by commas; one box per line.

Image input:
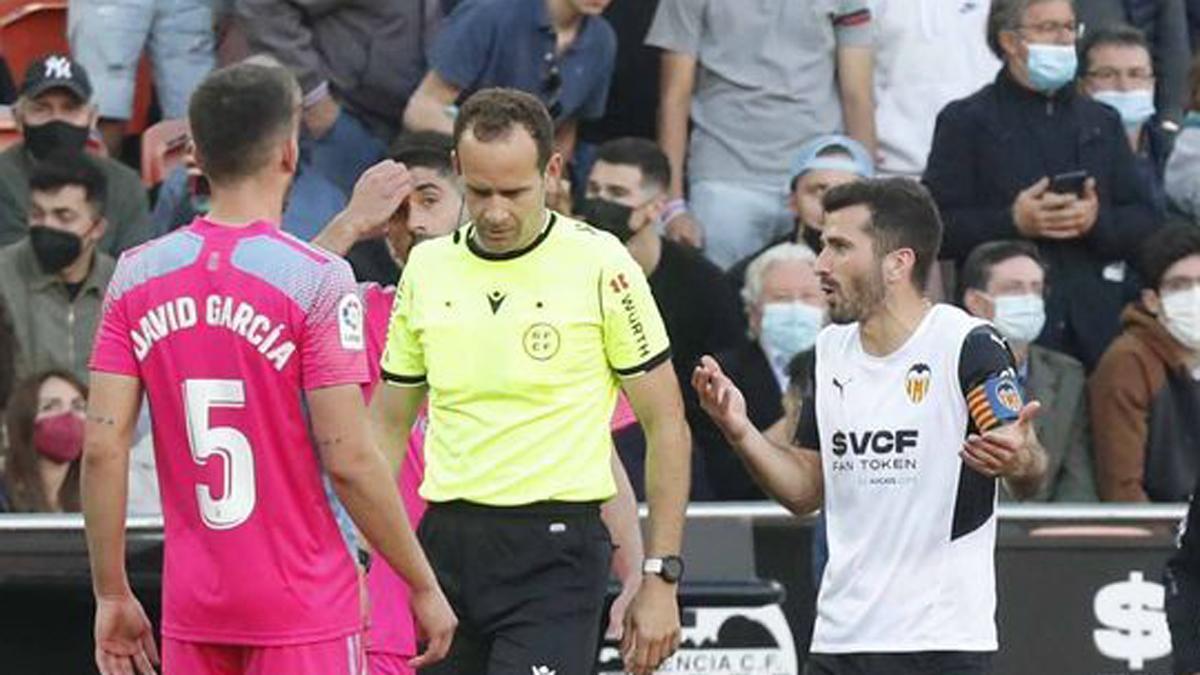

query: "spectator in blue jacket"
left=924, top=0, right=1159, bottom=371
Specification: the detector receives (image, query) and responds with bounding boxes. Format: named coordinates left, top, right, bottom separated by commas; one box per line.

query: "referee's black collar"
left=465, top=212, right=556, bottom=261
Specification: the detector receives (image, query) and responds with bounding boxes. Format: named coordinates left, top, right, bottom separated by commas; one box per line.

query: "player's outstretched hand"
left=408, top=585, right=457, bottom=668
left=621, top=577, right=681, bottom=675
left=94, top=593, right=159, bottom=675
left=960, top=401, right=1042, bottom=478
left=692, top=355, right=750, bottom=442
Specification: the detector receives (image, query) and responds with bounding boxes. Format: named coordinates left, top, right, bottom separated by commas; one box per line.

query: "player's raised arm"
left=83, top=371, right=159, bottom=675
left=692, top=355, right=824, bottom=515
left=955, top=326, right=1049, bottom=500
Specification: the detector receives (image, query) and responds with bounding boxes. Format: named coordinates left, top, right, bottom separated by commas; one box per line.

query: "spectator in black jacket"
left=924, top=0, right=1160, bottom=371
left=1078, top=24, right=1175, bottom=216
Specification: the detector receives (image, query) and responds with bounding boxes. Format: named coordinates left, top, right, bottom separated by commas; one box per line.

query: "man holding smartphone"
left=924, top=0, right=1160, bottom=371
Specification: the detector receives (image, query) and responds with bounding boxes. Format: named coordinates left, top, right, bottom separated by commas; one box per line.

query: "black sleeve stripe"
left=613, top=347, right=671, bottom=378
left=381, top=369, right=427, bottom=385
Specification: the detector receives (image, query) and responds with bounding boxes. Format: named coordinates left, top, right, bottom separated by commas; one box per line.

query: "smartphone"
left=1048, top=170, right=1088, bottom=196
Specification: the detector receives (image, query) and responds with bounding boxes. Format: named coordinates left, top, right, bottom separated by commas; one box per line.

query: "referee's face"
left=817, top=205, right=886, bottom=324
left=457, top=126, right=559, bottom=254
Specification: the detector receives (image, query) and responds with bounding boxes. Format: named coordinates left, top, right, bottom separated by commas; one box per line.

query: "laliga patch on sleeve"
left=337, top=293, right=365, bottom=351
left=966, top=372, right=1023, bottom=432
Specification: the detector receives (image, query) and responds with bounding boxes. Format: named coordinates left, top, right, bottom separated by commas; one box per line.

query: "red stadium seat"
left=140, top=117, right=189, bottom=186
left=0, top=0, right=153, bottom=132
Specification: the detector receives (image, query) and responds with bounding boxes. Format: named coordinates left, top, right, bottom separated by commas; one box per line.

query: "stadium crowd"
left=3, top=0, right=1200, bottom=516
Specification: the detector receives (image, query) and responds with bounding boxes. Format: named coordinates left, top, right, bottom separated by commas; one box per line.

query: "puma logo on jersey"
left=831, top=429, right=919, bottom=456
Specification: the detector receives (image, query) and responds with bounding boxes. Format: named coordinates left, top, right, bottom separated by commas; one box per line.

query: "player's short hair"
left=742, top=242, right=818, bottom=308
left=959, top=240, right=1046, bottom=303
left=188, top=62, right=300, bottom=185
left=822, top=177, right=943, bottom=289
left=594, top=137, right=671, bottom=193
left=1137, top=225, right=1200, bottom=291
left=390, top=131, right=455, bottom=178
left=1079, top=24, right=1150, bottom=74
left=453, top=88, right=554, bottom=171
left=29, top=151, right=106, bottom=215
left=987, top=0, right=1074, bottom=60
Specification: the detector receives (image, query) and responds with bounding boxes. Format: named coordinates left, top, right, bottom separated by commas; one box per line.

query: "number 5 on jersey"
left=183, top=379, right=257, bottom=530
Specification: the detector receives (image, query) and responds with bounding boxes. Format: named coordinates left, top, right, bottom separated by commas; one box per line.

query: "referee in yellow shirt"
left=370, top=88, right=691, bottom=675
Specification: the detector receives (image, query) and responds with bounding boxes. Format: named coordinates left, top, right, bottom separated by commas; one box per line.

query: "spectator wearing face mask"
left=0, top=369, right=86, bottom=513
left=1090, top=225, right=1200, bottom=502
left=725, top=134, right=873, bottom=304
left=578, top=137, right=744, bottom=500
left=960, top=240, right=1096, bottom=502
left=1079, top=24, right=1174, bottom=217
left=691, top=242, right=826, bottom=501
left=925, top=0, right=1160, bottom=371
left=0, top=152, right=113, bottom=383
left=0, top=55, right=150, bottom=256
left=1163, top=53, right=1200, bottom=221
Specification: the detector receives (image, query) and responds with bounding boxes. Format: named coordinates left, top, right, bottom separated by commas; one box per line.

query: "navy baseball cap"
left=22, top=54, right=92, bottom=101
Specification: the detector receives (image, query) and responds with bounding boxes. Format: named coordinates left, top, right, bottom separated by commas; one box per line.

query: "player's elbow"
left=323, top=442, right=380, bottom=488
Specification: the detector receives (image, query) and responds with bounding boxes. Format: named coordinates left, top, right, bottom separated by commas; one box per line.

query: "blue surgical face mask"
left=1091, top=89, right=1156, bottom=128
left=1026, top=43, right=1078, bottom=93
left=989, top=294, right=1046, bottom=344
left=760, top=301, right=825, bottom=369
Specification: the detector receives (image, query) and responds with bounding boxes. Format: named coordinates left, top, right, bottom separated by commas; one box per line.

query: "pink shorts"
left=163, top=634, right=366, bottom=675
left=367, top=651, right=416, bottom=675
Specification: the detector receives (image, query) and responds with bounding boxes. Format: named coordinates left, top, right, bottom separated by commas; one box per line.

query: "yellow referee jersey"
left=381, top=211, right=671, bottom=506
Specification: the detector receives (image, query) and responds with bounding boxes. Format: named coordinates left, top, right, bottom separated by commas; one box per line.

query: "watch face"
left=662, top=556, right=684, bottom=582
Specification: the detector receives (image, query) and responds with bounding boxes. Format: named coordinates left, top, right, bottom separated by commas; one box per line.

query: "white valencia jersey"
left=797, top=304, right=1023, bottom=653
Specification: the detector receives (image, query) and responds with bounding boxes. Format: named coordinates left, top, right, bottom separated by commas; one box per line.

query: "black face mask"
left=23, top=120, right=90, bottom=161
left=576, top=197, right=635, bottom=243
left=29, top=225, right=83, bottom=274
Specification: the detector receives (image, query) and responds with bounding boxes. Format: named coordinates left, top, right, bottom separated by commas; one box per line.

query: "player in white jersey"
left=693, top=178, right=1048, bottom=675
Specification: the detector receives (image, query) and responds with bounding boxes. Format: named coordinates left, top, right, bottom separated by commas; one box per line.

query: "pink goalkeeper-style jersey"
left=358, top=283, right=639, bottom=657
left=90, top=219, right=369, bottom=645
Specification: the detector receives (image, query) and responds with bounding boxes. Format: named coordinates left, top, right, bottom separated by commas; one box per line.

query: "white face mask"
left=990, top=294, right=1046, bottom=344
left=1161, top=287, right=1200, bottom=351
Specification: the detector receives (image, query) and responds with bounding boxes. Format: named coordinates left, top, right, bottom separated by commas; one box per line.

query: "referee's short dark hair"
left=959, top=240, right=1046, bottom=304
left=29, top=151, right=106, bottom=215
left=453, top=88, right=554, bottom=171
left=188, top=61, right=301, bottom=185
left=594, top=137, right=671, bottom=193
left=1137, top=225, right=1200, bottom=291
left=390, top=131, right=454, bottom=177
left=822, top=177, right=944, bottom=289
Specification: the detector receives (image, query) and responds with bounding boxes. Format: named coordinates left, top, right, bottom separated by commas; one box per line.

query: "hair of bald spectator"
left=188, top=62, right=301, bottom=185
left=453, top=88, right=554, bottom=171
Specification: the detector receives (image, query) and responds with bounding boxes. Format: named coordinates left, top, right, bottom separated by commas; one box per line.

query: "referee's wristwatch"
left=643, top=555, right=685, bottom=584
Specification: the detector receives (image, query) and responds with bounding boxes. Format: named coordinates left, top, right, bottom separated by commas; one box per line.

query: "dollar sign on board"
left=1093, top=571, right=1171, bottom=671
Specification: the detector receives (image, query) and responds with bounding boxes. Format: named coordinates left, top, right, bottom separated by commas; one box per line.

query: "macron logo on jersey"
left=337, top=293, right=364, bottom=351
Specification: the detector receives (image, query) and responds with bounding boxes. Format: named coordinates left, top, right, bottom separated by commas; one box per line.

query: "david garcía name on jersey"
left=128, top=295, right=299, bottom=370
left=829, top=429, right=920, bottom=481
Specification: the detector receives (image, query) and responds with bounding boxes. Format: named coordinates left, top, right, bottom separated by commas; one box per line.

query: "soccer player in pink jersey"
left=81, top=62, right=456, bottom=675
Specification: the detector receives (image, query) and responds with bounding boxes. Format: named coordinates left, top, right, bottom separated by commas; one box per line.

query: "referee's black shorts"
left=803, top=651, right=993, bottom=675
left=416, top=500, right=612, bottom=675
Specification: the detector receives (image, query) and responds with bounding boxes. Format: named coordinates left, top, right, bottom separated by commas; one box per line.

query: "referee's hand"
left=622, top=577, right=682, bottom=674
left=692, top=356, right=751, bottom=443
